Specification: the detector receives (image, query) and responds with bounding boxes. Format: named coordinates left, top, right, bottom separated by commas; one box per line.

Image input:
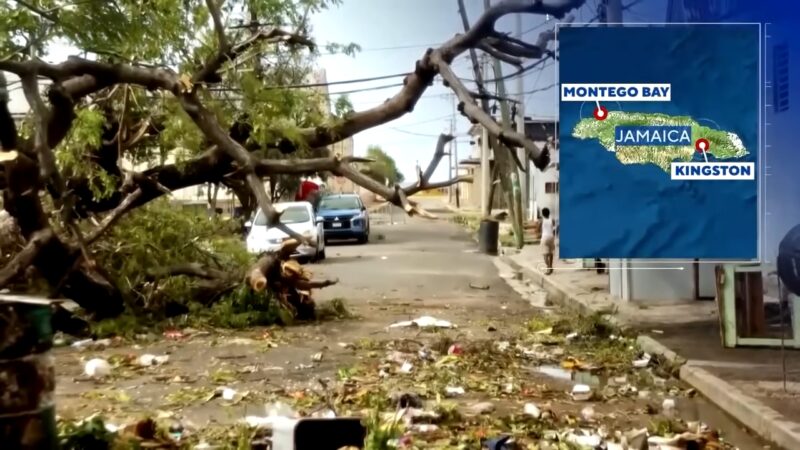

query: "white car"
left=245, top=202, right=326, bottom=262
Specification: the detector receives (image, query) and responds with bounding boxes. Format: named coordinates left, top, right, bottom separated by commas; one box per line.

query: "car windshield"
left=318, top=196, right=361, bottom=210
left=254, top=205, right=309, bottom=225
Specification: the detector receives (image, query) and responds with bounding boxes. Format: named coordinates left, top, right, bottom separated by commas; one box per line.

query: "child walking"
left=540, top=208, right=556, bottom=275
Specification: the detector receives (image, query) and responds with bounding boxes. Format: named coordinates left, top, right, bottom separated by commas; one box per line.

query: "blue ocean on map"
left=559, top=25, right=759, bottom=259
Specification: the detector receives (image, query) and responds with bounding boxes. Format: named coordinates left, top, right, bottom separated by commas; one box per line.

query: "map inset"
left=558, top=25, right=759, bottom=259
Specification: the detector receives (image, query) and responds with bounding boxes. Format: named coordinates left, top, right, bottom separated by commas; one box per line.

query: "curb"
left=680, top=366, right=800, bottom=450
left=499, top=254, right=800, bottom=450
left=499, top=255, right=612, bottom=320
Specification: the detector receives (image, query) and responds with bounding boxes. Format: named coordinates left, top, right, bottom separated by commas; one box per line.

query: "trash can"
left=478, top=219, right=499, bottom=255
left=0, top=296, right=58, bottom=450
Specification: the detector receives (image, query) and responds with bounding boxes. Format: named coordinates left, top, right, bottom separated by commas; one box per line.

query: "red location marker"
left=695, top=138, right=710, bottom=153
left=593, top=106, right=609, bottom=121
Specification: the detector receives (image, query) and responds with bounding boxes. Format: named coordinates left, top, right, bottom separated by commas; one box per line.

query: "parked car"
left=245, top=201, right=326, bottom=262
left=317, top=194, right=370, bottom=244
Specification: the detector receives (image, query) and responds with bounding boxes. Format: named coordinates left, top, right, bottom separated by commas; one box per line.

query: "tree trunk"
left=3, top=153, right=123, bottom=321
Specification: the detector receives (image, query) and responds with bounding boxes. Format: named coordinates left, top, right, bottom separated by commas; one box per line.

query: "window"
left=319, top=196, right=361, bottom=210
left=254, top=205, right=310, bottom=225
left=545, top=182, right=559, bottom=194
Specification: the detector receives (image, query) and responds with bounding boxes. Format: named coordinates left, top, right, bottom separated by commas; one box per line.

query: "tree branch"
left=0, top=229, right=54, bottom=289
left=434, top=54, right=548, bottom=169
left=177, top=92, right=312, bottom=246
left=21, top=75, right=61, bottom=187
left=477, top=42, right=523, bottom=66
left=145, top=262, right=230, bottom=282
left=84, top=188, right=142, bottom=245
left=0, top=71, right=18, bottom=151
left=418, top=133, right=454, bottom=188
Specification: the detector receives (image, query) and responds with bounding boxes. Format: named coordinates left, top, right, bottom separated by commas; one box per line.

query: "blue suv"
left=317, top=194, right=370, bottom=244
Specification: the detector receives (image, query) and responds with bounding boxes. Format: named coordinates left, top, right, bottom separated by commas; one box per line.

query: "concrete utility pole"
left=452, top=94, right=460, bottom=208
left=480, top=55, right=491, bottom=217
left=515, top=12, right=529, bottom=221
left=605, top=0, right=623, bottom=25
left=448, top=105, right=454, bottom=204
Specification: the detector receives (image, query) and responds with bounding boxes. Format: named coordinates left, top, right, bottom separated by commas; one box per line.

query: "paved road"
left=314, top=201, right=514, bottom=309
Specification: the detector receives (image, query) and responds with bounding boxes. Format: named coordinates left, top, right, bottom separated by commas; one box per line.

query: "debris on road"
left=83, top=358, right=111, bottom=378
left=469, top=282, right=490, bottom=290
left=571, top=383, right=592, bottom=401
left=137, top=353, right=170, bottom=366
left=389, top=315, right=456, bottom=329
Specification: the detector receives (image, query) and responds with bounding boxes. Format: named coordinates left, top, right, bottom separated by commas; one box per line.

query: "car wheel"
left=318, top=248, right=326, bottom=260
left=358, top=234, right=368, bottom=244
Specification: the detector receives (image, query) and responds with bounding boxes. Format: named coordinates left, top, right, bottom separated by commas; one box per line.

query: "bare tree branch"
left=84, top=188, right=142, bottom=245
left=0, top=229, right=54, bottom=289
left=434, top=54, right=548, bottom=169
left=477, top=42, right=523, bottom=66
left=177, top=92, right=312, bottom=246
left=21, top=75, right=62, bottom=187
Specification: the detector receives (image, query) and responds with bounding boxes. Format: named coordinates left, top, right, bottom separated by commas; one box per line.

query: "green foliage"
left=92, top=199, right=249, bottom=307
left=58, top=415, right=118, bottom=450
left=201, top=284, right=295, bottom=328
left=361, top=145, right=404, bottom=186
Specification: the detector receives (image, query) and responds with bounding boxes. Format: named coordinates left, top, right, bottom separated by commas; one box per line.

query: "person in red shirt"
left=295, top=179, right=319, bottom=202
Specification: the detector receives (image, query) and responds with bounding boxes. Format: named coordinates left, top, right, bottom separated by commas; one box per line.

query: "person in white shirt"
left=540, top=207, right=556, bottom=275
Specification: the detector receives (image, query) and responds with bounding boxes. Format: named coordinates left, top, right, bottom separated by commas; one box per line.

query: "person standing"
left=540, top=207, right=556, bottom=275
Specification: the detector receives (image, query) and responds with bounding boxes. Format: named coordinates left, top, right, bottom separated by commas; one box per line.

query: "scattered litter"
left=389, top=316, right=456, bottom=329
left=337, top=342, right=355, bottom=349
left=483, top=436, right=514, bottom=450
left=566, top=432, right=602, bottom=448
left=662, top=398, right=676, bottom=416
left=571, top=384, right=592, bottom=401
left=411, top=424, right=439, bottom=433
left=534, top=327, right=553, bottom=335
left=469, top=282, right=490, bottom=290
left=632, top=353, right=652, bottom=368
left=220, top=387, right=236, bottom=401
left=84, top=358, right=111, bottom=378
left=72, top=338, right=111, bottom=350
left=138, top=354, right=170, bottom=366
left=228, top=337, right=256, bottom=345
left=311, top=352, right=323, bottom=362
left=391, top=392, right=423, bottom=409
left=163, top=329, right=186, bottom=340
left=444, top=386, right=465, bottom=397
left=496, top=341, right=511, bottom=352
left=446, top=344, right=463, bottom=355
left=580, top=406, right=595, bottom=422
left=651, top=329, right=664, bottom=334
left=523, top=403, right=541, bottom=418
left=381, top=256, right=388, bottom=260
left=399, top=361, right=414, bottom=373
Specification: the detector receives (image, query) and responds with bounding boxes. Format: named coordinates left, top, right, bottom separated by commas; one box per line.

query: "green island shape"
left=571, top=111, right=748, bottom=172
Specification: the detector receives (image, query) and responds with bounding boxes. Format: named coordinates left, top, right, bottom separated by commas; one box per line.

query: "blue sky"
left=309, top=0, right=668, bottom=182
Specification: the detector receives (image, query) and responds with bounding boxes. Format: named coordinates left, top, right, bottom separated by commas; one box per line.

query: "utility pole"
left=448, top=110, right=454, bottom=204
left=515, top=12, right=529, bottom=221
left=452, top=94, right=460, bottom=208
left=480, top=54, right=491, bottom=217
left=606, top=0, right=623, bottom=24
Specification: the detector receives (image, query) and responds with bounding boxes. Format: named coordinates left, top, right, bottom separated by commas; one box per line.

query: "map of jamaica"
left=557, top=25, right=759, bottom=260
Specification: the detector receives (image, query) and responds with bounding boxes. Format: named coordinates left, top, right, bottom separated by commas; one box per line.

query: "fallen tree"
left=0, top=0, right=582, bottom=331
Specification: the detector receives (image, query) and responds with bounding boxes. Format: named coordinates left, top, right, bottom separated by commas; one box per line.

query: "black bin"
left=478, top=219, right=499, bottom=255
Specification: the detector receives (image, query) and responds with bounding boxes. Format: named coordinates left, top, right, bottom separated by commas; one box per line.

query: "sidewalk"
left=501, top=245, right=800, bottom=450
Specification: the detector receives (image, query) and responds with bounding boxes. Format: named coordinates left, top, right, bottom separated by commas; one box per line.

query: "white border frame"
left=554, top=22, right=763, bottom=264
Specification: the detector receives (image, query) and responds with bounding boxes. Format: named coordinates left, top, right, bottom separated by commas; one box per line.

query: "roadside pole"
left=448, top=96, right=455, bottom=205
left=515, top=12, right=529, bottom=222
left=480, top=55, right=491, bottom=217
